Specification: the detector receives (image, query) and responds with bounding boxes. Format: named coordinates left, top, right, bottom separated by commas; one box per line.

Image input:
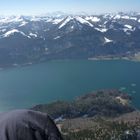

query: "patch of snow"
left=3, top=29, right=31, bottom=38
left=121, top=16, right=130, bottom=19
left=46, top=18, right=53, bottom=22
left=30, top=16, right=41, bottom=22
left=1, top=29, right=6, bottom=32
left=13, top=16, right=23, bottom=22
left=103, top=14, right=110, bottom=18
left=54, top=36, right=61, bottom=40
left=104, top=37, right=113, bottom=43
left=104, top=21, right=108, bottom=25
left=95, top=27, right=108, bottom=32
left=29, top=33, right=37, bottom=37
left=85, top=16, right=100, bottom=22
left=123, top=28, right=134, bottom=33
left=4, top=29, right=20, bottom=37
left=130, top=17, right=137, bottom=20
left=85, top=16, right=91, bottom=20
left=71, top=25, right=74, bottom=29
left=59, top=16, right=73, bottom=29
left=19, top=21, right=28, bottom=27
left=113, top=15, right=121, bottom=19
left=52, top=18, right=63, bottom=24
left=138, top=19, right=140, bottom=23
left=124, top=25, right=133, bottom=29
left=76, top=16, right=93, bottom=27
left=109, top=15, right=115, bottom=19
left=0, top=16, right=23, bottom=23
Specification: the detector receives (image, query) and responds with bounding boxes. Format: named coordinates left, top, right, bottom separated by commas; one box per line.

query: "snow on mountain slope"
left=19, top=21, right=28, bottom=27
left=113, top=15, right=121, bottom=19
left=0, top=16, right=23, bottom=23
left=104, top=37, right=113, bottom=43
left=85, top=16, right=100, bottom=22
left=4, top=29, right=20, bottom=37
left=29, top=33, right=37, bottom=38
left=95, top=27, right=108, bottom=32
left=59, top=16, right=73, bottom=29
left=0, top=13, right=139, bottom=40
left=124, top=25, right=133, bottom=29
left=121, top=16, right=130, bottom=19
left=130, top=17, right=137, bottom=20
left=51, top=18, right=64, bottom=24
left=0, top=12, right=140, bottom=66
left=58, top=16, right=95, bottom=29
left=54, top=36, right=61, bottom=40
left=75, top=16, right=93, bottom=27
left=3, top=29, right=31, bottom=38
left=123, top=24, right=135, bottom=32
left=0, top=29, right=6, bottom=32
left=30, top=16, right=42, bottom=22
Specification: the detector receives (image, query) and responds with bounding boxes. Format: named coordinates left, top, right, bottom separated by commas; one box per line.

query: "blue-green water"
left=0, top=60, right=139, bottom=111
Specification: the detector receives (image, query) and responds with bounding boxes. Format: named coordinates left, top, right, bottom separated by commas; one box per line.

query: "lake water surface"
left=0, top=60, right=139, bottom=111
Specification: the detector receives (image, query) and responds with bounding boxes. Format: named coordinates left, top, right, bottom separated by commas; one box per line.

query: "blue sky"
left=0, top=0, right=140, bottom=15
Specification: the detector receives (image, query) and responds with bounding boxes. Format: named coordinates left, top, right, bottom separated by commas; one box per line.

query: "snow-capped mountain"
left=0, top=12, right=140, bottom=67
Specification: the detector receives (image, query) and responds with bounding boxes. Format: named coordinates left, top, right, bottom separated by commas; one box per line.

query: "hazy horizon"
left=0, top=0, right=139, bottom=16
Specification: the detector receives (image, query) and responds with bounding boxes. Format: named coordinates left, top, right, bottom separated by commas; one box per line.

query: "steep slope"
left=0, top=12, right=140, bottom=67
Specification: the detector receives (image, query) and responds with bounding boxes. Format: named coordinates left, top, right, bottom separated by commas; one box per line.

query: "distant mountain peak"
left=0, top=12, right=140, bottom=67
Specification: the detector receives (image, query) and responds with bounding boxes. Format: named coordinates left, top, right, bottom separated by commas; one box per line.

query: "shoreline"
left=0, top=57, right=140, bottom=71
left=88, top=56, right=140, bottom=62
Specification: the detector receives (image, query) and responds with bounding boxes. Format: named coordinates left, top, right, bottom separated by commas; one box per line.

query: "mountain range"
left=0, top=12, right=140, bottom=67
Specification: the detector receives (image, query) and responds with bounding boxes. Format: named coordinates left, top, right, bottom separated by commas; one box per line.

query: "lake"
left=0, top=60, right=139, bottom=111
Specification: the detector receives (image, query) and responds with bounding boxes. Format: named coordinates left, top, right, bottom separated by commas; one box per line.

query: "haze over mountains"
left=0, top=12, right=140, bottom=67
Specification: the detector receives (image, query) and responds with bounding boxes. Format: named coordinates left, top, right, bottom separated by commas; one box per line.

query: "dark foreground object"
left=0, top=109, right=63, bottom=140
